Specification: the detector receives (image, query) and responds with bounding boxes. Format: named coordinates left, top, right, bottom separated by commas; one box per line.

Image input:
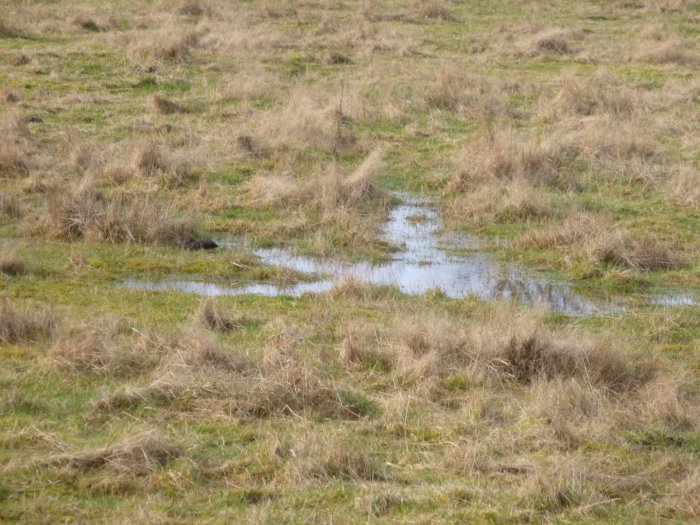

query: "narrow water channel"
left=123, top=195, right=609, bottom=316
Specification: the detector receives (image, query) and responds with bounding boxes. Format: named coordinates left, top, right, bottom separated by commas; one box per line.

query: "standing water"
left=123, top=194, right=604, bottom=316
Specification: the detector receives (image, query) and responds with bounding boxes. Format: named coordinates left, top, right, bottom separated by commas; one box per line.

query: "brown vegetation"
left=0, top=115, right=31, bottom=177
left=0, top=254, right=26, bottom=276
left=245, top=149, right=386, bottom=213
left=520, top=212, right=687, bottom=271
left=0, top=300, right=55, bottom=344
left=37, top=181, right=199, bottom=245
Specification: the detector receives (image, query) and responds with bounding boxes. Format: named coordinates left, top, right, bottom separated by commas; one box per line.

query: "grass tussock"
left=151, top=95, right=186, bottom=115
left=673, top=167, right=700, bottom=207
left=0, top=194, right=22, bottom=217
left=0, top=115, right=31, bottom=177
left=245, top=150, right=385, bottom=213
left=388, top=310, right=649, bottom=391
left=129, top=30, right=199, bottom=62
left=540, top=72, right=640, bottom=121
left=49, top=324, right=162, bottom=377
left=520, top=212, right=688, bottom=272
left=413, top=0, right=457, bottom=21
left=0, top=254, right=27, bottom=276
left=0, top=300, right=55, bottom=344
left=38, top=181, right=199, bottom=245
left=633, top=38, right=699, bottom=65
left=516, top=28, right=582, bottom=57
left=50, top=428, right=183, bottom=492
left=423, top=70, right=509, bottom=118
left=196, top=299, right=247, bottom=332
left=447, top=178, right=552, bottom=225
left=450, top=129, right=572, bottom=190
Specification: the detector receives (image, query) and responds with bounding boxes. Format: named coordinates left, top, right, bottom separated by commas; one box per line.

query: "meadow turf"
left=1, top=1, right=699, bottom=523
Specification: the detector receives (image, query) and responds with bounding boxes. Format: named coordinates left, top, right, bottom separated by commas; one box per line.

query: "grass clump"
left=0, top=254, right=26, bottom=276
left=0, top=300, right=55, bottom=344
left=520, top=213, right=688, bottom=272
left=38, top=181, right=200, bottom=246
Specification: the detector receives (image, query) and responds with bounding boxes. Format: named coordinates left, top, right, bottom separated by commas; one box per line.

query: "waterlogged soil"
left=123, top=193, right=696, bottom=316
left=124, top=194, right=615, bottom=316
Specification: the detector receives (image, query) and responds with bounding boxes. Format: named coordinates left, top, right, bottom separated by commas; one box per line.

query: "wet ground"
left=123, top=193, right=696, bottom=316
left=124, top=194, right=613, bottom=316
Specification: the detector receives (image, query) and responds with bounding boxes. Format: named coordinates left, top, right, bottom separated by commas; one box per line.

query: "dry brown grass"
left=516, top=28, right=582, bottom=57
left=49, top=324, right=162, bottom=377
left=673, top=167, right=700, bottom=207
left=540, top=72, right=641, bottom=121
left=0, top=115, right=31, bottom=177
left=196, top=299, right=247, bottom=332
left=633, top=37, right=699, bottom=65
left=37, top=181, right=199, bottom=245
left=385, top=309, right=650, bottom=392
left=0, top=194, right=22, bottom=217
left=520, top=212, right=688, bottom=271
left=51, top=428, right=183, bottom=486
left=447, top=178, right=552, bottom=225
left=151, top=95, right=186, bottom=115
left=413, top=0, right=456, bottom=21
left=245, top=149, right=385, bottom=213
left=129, top=29, right=200, bottom=63
left=450, top=129, right=573, bottom=190
left=0, top=300, right=55, bottom=344
left=0, top=253, right=26, bottom=276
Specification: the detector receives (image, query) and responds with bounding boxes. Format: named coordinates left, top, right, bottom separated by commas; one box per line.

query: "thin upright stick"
left=334, top=80, right=345, bottom=160
left=289, top=0, right=303, bottom=35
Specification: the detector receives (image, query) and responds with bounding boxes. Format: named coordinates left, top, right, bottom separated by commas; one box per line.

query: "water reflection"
left=123, top=194, right=605, bottom=316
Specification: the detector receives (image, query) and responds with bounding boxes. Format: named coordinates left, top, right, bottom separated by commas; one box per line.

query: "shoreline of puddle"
left=121, top=194, right=696, bottom=317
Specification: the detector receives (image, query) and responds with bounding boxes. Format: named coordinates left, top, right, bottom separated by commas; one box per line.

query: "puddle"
left=123, top=194, right=606, bottom=316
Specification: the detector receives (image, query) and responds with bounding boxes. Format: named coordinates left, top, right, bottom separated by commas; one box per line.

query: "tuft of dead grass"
left=37, top=181, right=199, bottom=246
left=0, top=194, right=22, bottom=217
left=130, top=140, right=168, bottom=177
left=51, top=428, right=183, bottom=480
left=633, top=38, right=699, bottom=65
left=245, top=150, right=386, bottom=213
left=447, top=178, right=552, bottom=225
left=151, top=95, right=186, bottom=115
left=516, top=28, right=582, bottom=57
left=129, top=30, right=200, bottom=62
left=0, top=114, right=31, bottom=177
left=0, top=254, right=27, bottom=276
left=519, top=212, right=688, bottom=271
left=673, top=167, right=700, bottom=207
left=413, top=0, right=456, bottom=21
left=0, top=300, right=55, bottom=344
left=540, top=72, right=641, bottom=121
left=450, top=129, right=573, bottom=190
left=196, top=299, right=247, bottom=332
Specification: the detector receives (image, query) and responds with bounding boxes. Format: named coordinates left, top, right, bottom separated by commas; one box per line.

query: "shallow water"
left=123, top=195, right=608, bottom=316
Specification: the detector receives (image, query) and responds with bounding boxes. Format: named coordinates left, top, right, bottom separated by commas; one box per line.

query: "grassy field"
left=1, top=0, right=699, bottom=522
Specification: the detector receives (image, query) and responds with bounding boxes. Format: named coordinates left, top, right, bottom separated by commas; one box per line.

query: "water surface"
left=124, top=195, right=604, bottom=316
